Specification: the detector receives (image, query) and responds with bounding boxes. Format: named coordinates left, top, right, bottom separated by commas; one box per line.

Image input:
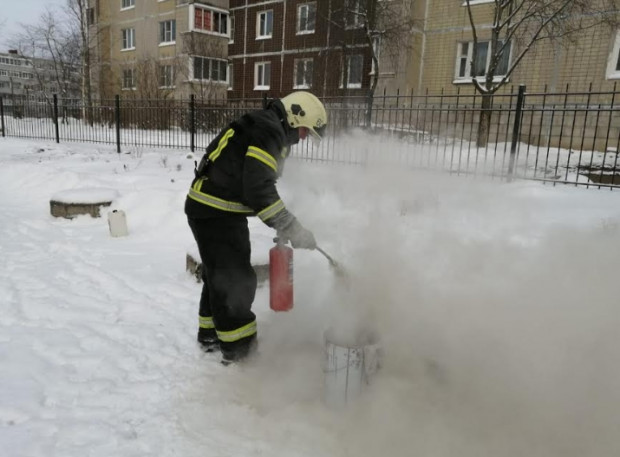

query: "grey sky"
left=0, top=0, right=64, bottom=51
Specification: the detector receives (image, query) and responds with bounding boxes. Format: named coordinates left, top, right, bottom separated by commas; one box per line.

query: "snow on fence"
left=1, top=87, right=619, bottom=189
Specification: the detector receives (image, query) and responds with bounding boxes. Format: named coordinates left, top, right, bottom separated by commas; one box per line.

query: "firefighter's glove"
left=285, top=220, right=317, bottom=250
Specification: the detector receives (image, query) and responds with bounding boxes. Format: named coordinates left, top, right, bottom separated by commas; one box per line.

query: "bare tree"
left=12, top=8, right=81, bottom=103
left=464, top=0, right=620, bottom=146
left=65, top=0, right=94, bottom=124
left=329, top=0, right=417, bottom=127
left=181, top=32, right=229, bottom=103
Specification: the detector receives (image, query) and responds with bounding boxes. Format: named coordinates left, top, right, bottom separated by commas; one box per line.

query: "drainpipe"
left=280, top=0, right=286, bottom=95
left=322, top=0, right=332, bottom=98
left=243, top=0, right=248, bottom=99
left=417, top=0, right=431, bottom=95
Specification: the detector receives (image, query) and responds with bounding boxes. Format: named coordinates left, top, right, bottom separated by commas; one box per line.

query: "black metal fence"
left=2, top=85, right=620, bottom=189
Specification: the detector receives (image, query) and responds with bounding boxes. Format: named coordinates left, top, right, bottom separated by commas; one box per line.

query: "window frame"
left=606, top=30, right=620, bottom=80
left=453, top=39, right=512, bottom=84
left=297, top=3, right=316, bottom=35
left=254, top=61, right=271, bottom=90
left=345, top=0, right=363, bottom=29
left=121, top=68, right=136, bottom=90
left=341, top=54, right=363, bottom=89
left=192, top=56, right=228, bottom=83
left=293, top=58, right=313, bottom=89
left=229, top=15, right=235, bottom=43
left=87, top=8, right=95, bottom=26
left=120, top=0, right=135, bottom=11
left=256, top=10, right=273, bottom=40
left=159, top=64, right=175, bottom=88
left=461, top=0, right=494, bottom=5
left=192, top=5, right=229, bottom=38
left=159, top=20, right=176, bottom=45
left=121, top=28, right=136, bottom=51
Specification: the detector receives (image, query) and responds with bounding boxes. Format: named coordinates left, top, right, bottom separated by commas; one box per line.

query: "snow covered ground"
left=2, top=136, right=620, bottom=457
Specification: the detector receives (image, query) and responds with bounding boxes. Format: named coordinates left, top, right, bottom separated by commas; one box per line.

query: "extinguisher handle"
left=274, top=233, right=289, bottom=245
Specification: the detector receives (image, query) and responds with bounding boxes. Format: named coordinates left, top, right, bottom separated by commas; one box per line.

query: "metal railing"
left=1, top=85, right=619, bottom=189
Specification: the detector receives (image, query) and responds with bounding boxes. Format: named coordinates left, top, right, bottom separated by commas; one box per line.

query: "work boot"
left=220, top=335, right=257, bottom=366
left=197, top=328, right=219, bottom=353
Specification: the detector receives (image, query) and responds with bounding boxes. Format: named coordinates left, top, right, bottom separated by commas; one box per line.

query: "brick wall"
left=228, top=0, right=371, bottom=99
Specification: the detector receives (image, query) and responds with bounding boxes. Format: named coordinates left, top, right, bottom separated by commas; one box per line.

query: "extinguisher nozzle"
left=316, top=246, right=349, bottom=281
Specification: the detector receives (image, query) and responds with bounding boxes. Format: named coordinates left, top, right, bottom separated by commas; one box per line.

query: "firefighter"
left=185, top=91, right=328, bottom=365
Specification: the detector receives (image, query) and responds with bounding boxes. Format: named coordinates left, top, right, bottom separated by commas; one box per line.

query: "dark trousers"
left=187, top=216, right=257, bottom=355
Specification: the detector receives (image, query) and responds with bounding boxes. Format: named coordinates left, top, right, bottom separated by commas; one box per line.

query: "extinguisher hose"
left=316, top=246, right=337, bottom=267
left=316, top=246, right=347, bottom=279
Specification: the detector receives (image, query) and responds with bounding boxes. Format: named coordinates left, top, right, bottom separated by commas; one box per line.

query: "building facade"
left=0, top=51, right=36, bottom=100
left=387, top=0, right=620, bottom=95
left=227, top=0, right=373, bottom=99
left=88, top=0, right=231, bottom=100
left=0, top=50, right=79, bottom=101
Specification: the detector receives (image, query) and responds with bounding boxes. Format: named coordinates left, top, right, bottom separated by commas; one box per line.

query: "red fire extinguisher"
left=269, top=237, right=294, bottom=311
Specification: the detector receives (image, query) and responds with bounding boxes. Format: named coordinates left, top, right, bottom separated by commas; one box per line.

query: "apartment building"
left=228, top=0, right=373, bottom=99
left=0, top=51, right=36, bottom=99
left=0, top=50, right=80, bottom=102
left=390, top=0, right=620, bottom=95
left=88, top=0, right=231, bottom=100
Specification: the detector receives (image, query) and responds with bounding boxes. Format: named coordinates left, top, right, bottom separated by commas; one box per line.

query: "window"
left=257, top=11, right=273, bottom=39
left=122, top=68, right=136, bottom=89
left=228, top=63, right=233, bottom=89
left=342, top=54, right=363, bottom=88
left=193, top=57, right=228, bottom=83
left=159, top=65, right=174, bottom=88
left=121, top=0, right=134, bottom=10
left=213, top=11, right=228, bottom=35
left=461, top=0, right=494, bottom=5
left=607, top=31, right=620, bottom=79
left=229, top=16, right=235, bottom=43
left=254, top=61, right=271, bottom=89
left=194, top=6, right=229, bottom=36
left=454, top=40, right=511, bottom=82
left=297, top=3, right=316, bottom=34
left=160, top=20, right=176, bottom=44
left=121, top=28, right=135, bottom=50
left=345, top=0, right=363, bottom=29
left=87, top=8, right=95, bottom=25
left=294, top=58, right=313, bottom=89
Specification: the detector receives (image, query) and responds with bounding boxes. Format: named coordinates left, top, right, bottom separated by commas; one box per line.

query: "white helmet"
left=280, top=91, right=327, bottom=141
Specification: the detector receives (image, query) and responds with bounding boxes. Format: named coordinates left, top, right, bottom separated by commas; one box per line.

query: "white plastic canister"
left=108, top=210, right=129, bottom=237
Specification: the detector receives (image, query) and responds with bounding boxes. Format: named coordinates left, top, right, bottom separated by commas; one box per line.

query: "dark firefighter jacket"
left=184, top=100, right=298, bottom=232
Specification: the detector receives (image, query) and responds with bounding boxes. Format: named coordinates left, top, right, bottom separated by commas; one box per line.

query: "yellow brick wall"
left=410, top=0, right=620, bottom=96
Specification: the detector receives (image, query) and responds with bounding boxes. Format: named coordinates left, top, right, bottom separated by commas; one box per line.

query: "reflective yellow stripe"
left=257, top=199, right=285, bottom=222
left=193, top=178, right=204, bottom=191
left=199, top=316, right=214, bottom=329
left=246, top=146, right=277, bottom=172
left=217, top=321, right=257, bottom=343
left=208, top=128, right=235, bottom=162
left=188, top=188, right=254, bottom=214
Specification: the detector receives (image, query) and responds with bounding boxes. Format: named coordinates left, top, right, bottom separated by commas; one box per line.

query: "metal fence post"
left=190, top=94, right=195, bottom=152
left=115, top=95, right=121, bottom=153
left=53, top=94, right=60, bottom=143
left=0, top=97, right=5, bottom=137
left=508, top=85, right=526, bottom=181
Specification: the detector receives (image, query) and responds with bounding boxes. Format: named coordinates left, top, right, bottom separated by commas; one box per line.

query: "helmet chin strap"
left=286, top=127, right=300, bottom=145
